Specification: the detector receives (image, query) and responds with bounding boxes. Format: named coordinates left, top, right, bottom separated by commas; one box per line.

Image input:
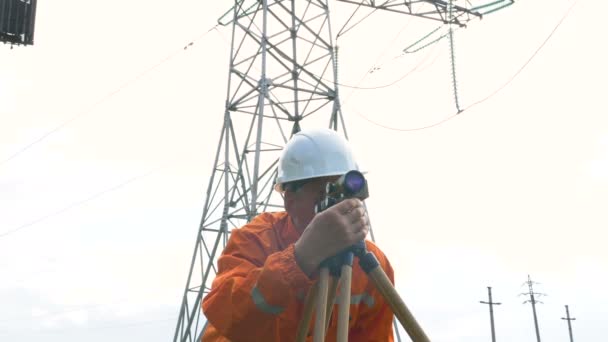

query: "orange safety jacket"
left=202, top=211, right=395, bottom=342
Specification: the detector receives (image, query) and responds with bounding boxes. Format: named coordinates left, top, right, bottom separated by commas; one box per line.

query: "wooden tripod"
left=295, top=241, right=431, bottom=342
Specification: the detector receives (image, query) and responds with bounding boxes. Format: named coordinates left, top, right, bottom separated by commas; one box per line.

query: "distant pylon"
left=561, top=304, right=576, bottom=342
left=520, top=275, right=546, bottom=342
left=479, top=286, right=501, bottom=342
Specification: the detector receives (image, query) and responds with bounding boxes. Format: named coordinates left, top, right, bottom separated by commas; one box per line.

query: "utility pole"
left=479, top=286, right=501, bottom=342
left=561, top=305, right=576, bottom=342
left=520, top=275, right=545, bottom=342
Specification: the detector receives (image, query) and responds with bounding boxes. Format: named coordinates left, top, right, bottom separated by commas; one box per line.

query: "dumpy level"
left=296, top=171, right=430, bottom=342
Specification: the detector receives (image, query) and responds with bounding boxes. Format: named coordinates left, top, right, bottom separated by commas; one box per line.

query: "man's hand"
left=294, top=198, right=369, bottom=276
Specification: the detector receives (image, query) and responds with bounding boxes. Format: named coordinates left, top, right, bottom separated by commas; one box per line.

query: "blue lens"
left=344, top=171, right=364, bottom=194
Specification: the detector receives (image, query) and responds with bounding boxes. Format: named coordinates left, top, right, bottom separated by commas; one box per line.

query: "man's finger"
left=339, top=198, right=361, bottom=214
left=348, top=207, right=366, bottom=224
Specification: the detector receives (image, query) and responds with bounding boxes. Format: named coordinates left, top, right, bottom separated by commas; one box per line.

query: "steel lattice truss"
left=335, top=0, right=481, bottom=26
left=174, top=0, right=514, bottom=341
left=173, top=1, right=347, bottom=340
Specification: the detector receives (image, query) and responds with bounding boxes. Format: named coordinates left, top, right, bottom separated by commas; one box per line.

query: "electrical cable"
left=0, top=317, right=175, bottom=335
left=353, top=0, right=580, bottom=132
left=336, top=2, right=378, bottom=39
left=461, top=0, right=580, bottom=112
left=324, top=43, right=442, bottom=90
left=0, top=25, right=219, bottom=168
left=338, top=9, right=417, bottom=104
left=0, top=165, right=162, bottom=239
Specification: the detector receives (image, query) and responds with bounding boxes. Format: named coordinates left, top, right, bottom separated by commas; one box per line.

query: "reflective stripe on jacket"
left=202, top=211, right=395, bottom=341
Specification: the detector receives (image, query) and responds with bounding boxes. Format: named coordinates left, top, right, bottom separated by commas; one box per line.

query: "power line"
left=0, top=298, right=135, bottom=324
left=0, top=137, right=208, bottom=239
left=351, top=0, right=580, bottom=132
left=332, top=1, right=480, bottom=93
left=323, top=42, right=442, bottom=91
left=0, top=25, right=219, bottom=168
left=335, top=1, right=379, bottom=39
left=0, top=306, right=101, bottom=324
left=330, top=24, right=465, bottom=91
left=338, top=10, right=415, bottom=100
left=0, top=165, right=161, bottom=239
left=0, top=317, right=175, bottom=335
left=353, top=107, right=460, bottom=132
left=462, top=0, right=579, bottom=112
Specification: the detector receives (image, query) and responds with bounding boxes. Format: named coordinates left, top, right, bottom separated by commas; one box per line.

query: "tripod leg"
left=337, top=262, right=353, bottom=342
left=314, top=267, right=330, bottom=342
left=367, top=266, right=430, bottom=342
left=325, top=276, right=339, bottom=333
left=296, top=282, right=319, bottom=342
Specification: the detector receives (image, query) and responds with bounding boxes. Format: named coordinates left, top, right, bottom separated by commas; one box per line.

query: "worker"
left=202, top=128, right=395, bottom=341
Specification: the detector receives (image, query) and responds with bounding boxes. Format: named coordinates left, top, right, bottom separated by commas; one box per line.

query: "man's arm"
left=202, top=222, right=313, bottom=341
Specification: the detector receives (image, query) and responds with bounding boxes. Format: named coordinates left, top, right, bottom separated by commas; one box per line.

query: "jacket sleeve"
left=350, top=244, right=395, bottom=342
left=202, top=218, right=314, bottom=341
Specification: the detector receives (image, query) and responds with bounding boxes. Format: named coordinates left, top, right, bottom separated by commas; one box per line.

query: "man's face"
left=284, top=176, right=339, bottom=232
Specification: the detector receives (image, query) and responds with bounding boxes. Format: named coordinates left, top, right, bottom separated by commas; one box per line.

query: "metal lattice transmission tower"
left=173, top=0, right=501, bottom=340
left=521, top=275, right=546, bottom=342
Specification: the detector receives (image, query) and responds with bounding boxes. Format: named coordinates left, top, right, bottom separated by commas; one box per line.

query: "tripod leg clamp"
left=358, top=252, right=380, bottom=274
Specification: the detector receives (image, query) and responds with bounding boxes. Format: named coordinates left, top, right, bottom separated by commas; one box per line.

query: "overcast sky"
left=1, top=0, right=606, bottom=341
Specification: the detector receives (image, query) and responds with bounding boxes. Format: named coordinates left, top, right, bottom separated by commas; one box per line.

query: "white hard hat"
left=275, top=128, right=358, bottom=191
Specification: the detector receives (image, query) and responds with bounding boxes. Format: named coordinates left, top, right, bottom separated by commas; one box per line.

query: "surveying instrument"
left=295, top=170, right=430, bottom=342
